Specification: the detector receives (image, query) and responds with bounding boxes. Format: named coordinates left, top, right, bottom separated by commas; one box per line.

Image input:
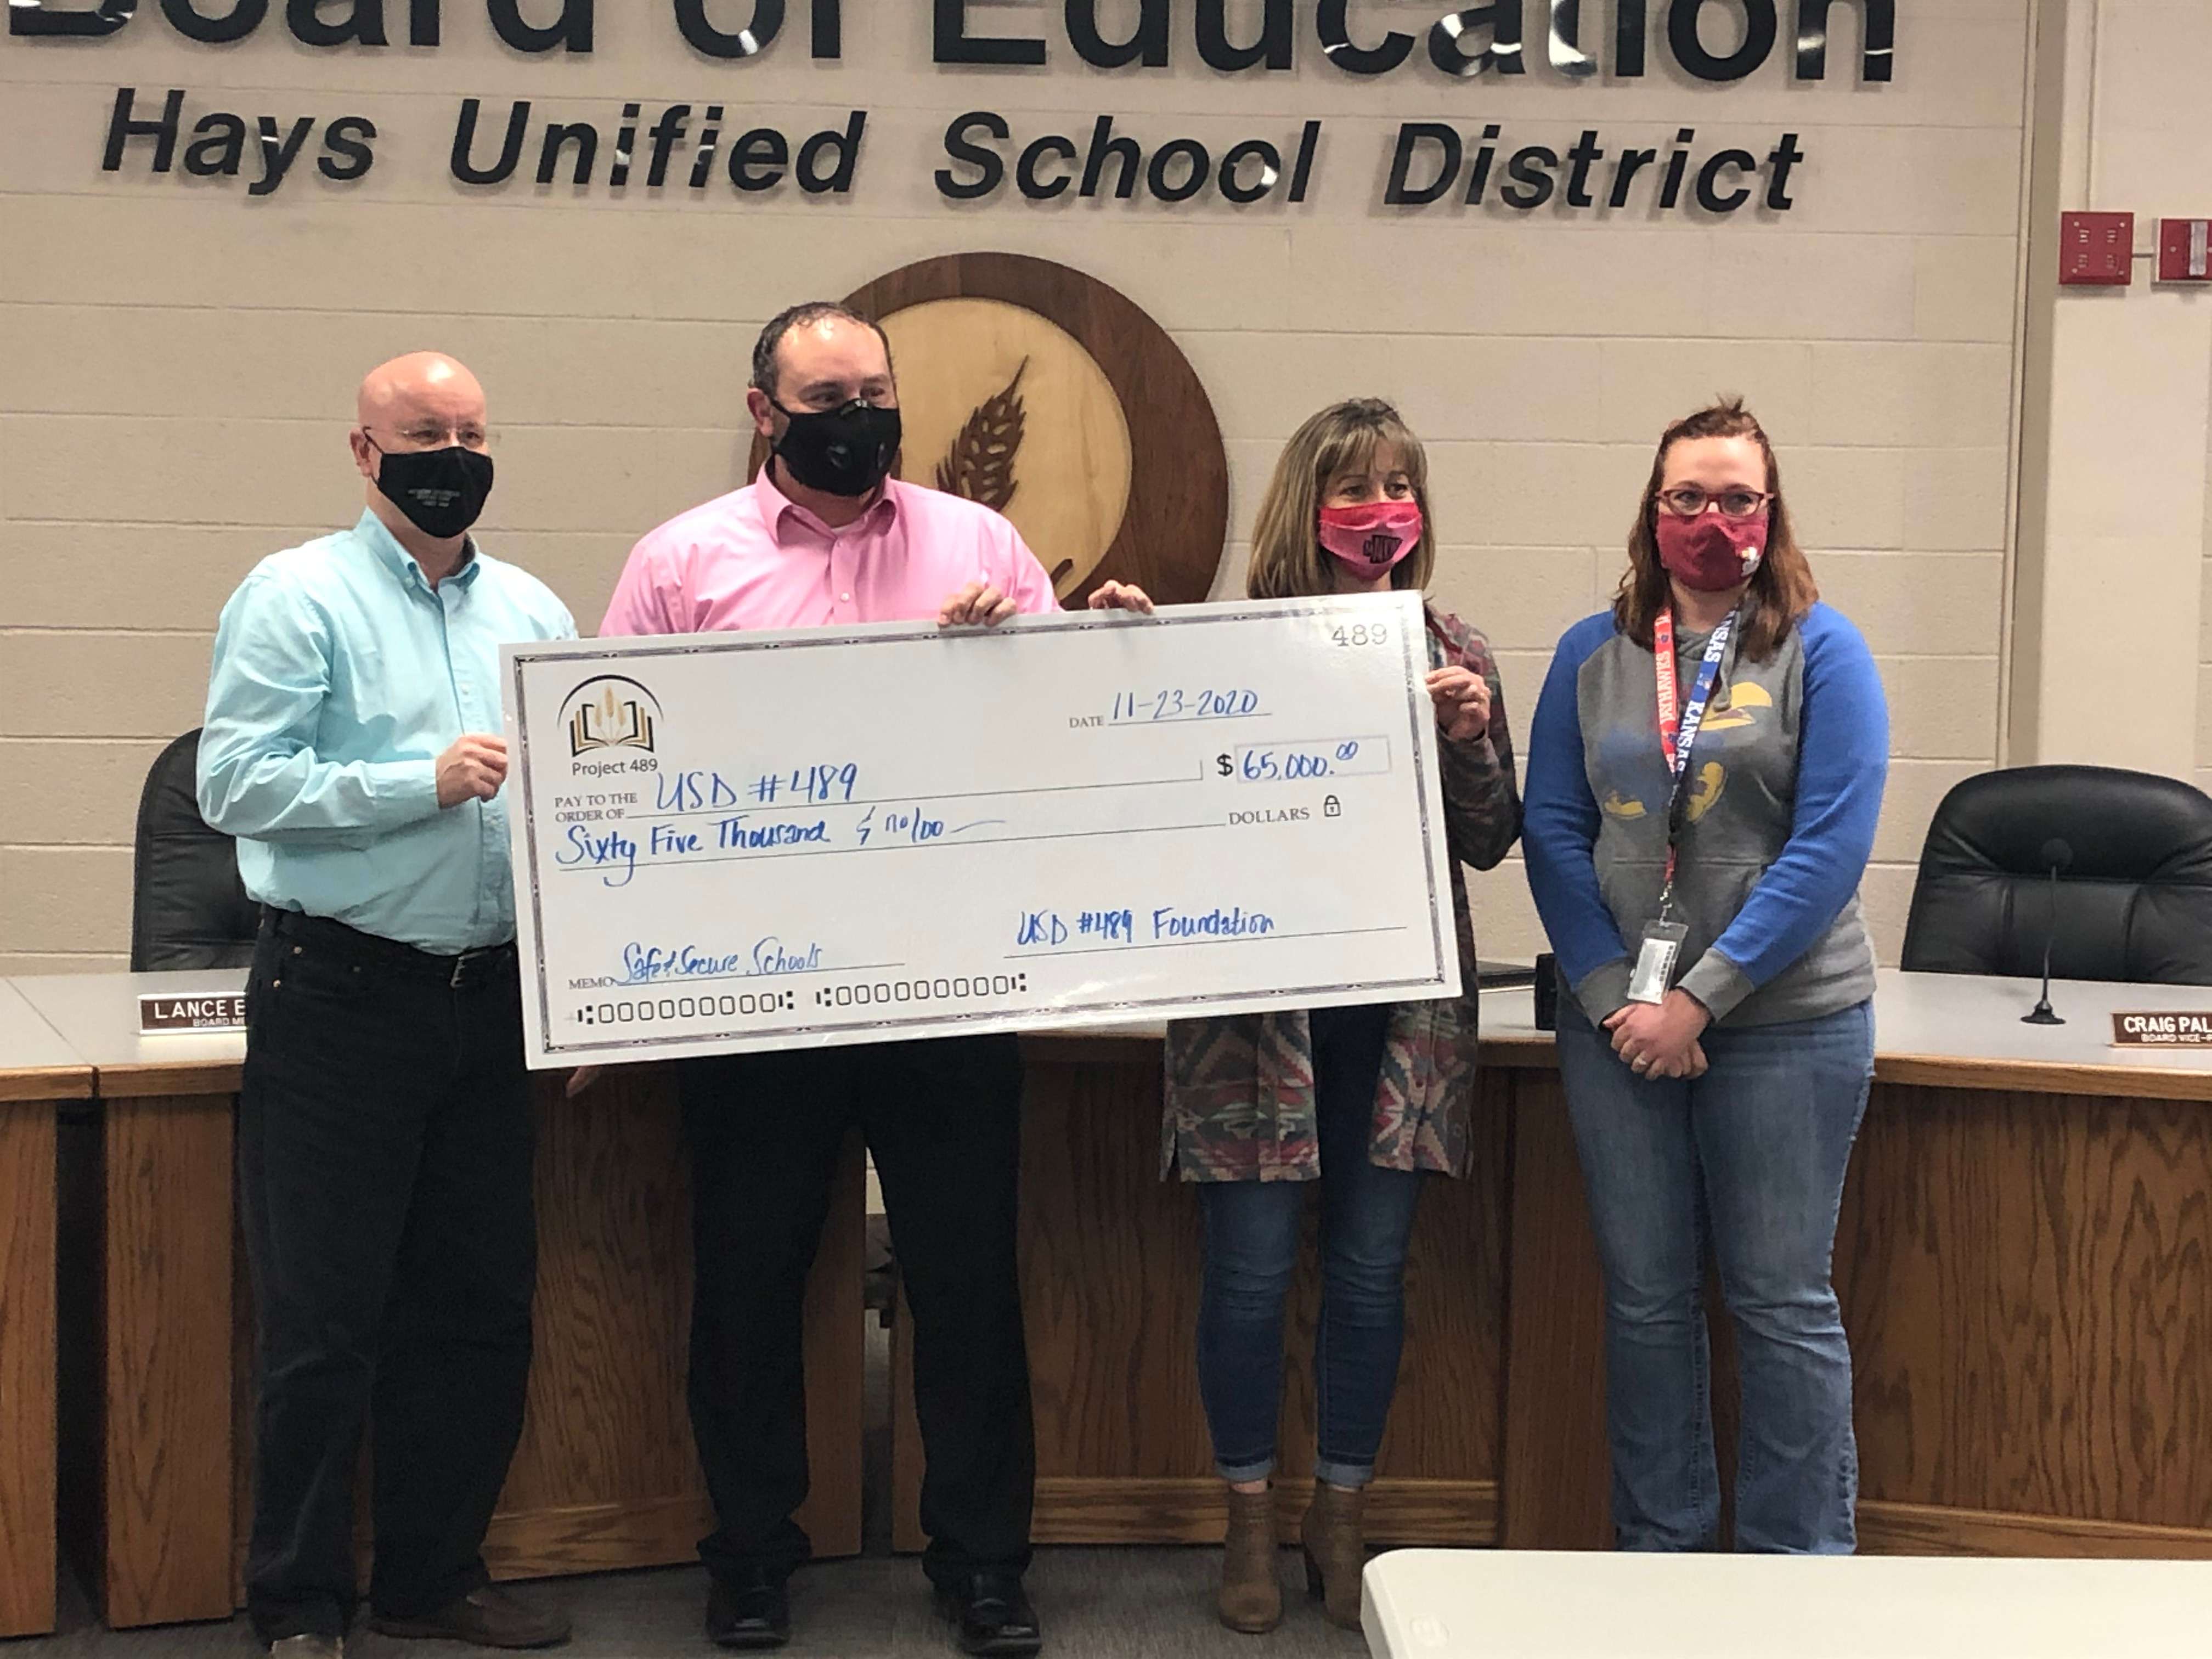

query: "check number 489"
left=1331, top=623, right=1390, bottom=647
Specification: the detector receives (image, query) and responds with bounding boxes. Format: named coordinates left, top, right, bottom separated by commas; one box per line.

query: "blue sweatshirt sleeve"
left=1522, top=616, right=1635, bottom=1019
left=1678, top=606, right=1889, bottom=1020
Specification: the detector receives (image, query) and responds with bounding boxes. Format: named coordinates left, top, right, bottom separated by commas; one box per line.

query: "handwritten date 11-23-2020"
left=1085, top=629, right=1386, bottom=727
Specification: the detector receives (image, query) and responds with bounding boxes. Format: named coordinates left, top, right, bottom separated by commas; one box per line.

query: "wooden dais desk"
left=891, top=973, right=2212, bottom=1559
left=1491, top=970, right=2212, bottom=1555
left=891, top=1024, right=1511, bottom=1552
left=0, top=981, right=94, bottom=1638
left=26, top=961, right=2212, bottom=1623
left=12, top=970, right=866, bottom=1630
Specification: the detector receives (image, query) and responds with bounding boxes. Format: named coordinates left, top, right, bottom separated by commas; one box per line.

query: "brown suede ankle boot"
left=1217, top=1485, right=1282, bottom=1634
left=1300, top=1481, right=1368, bottom=1630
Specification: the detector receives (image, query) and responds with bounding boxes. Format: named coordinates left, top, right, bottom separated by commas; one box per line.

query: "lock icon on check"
left=1323, top=795, right=1342, bottom=819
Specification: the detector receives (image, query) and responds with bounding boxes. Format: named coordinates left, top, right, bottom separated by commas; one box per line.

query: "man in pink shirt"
left=600, top=303, right=1147, bottom=1658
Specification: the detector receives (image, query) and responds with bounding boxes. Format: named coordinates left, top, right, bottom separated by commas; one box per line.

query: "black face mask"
left=771, top=398, right=901, bottom=499
left=371, top=441, right=495, bottom=540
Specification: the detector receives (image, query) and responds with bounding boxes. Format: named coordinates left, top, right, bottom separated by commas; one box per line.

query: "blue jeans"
left=1555, top=998, right=1874, bottom=1553
left=1195, top=1002, right=1425, bottom=1488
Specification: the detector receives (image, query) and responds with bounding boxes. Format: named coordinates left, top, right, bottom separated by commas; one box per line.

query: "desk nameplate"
left=137, top=992, right=246, bottom=1035
left=2112, top=1011, right=2212, bottom=1048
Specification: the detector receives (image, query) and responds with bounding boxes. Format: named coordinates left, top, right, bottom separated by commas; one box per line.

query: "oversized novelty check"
left=503, top=592, right=1459, bottom=1068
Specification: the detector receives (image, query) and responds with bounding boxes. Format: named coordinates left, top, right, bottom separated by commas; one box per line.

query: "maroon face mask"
left=1655, top=510, right=1767, bottom=591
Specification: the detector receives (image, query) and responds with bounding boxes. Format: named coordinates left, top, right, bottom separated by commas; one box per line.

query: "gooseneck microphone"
left=2023, top=838, right=2074, bottom=1027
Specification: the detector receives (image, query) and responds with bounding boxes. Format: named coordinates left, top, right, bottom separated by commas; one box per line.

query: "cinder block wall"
left=0, top=6, right=2035, bottom=970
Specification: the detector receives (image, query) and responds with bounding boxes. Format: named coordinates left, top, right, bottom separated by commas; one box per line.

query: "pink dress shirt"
left=599, top=467, right=1060, bottom=637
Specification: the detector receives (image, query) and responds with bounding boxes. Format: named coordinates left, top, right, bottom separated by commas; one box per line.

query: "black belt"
left=261, top=907, right=518, bottom=990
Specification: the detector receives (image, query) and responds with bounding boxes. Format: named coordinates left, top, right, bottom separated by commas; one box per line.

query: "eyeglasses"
left=362, top=426, right=494, bottom=452
left=1657, top=486, right=1772, bottom=520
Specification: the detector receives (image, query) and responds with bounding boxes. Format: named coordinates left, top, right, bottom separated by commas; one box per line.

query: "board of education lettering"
left=17, top=0, right=1903, bottom=212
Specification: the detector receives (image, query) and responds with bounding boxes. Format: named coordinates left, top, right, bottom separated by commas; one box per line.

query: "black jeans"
left=239, top=911, right=537, bottom=1641
left=682, top=1035, right=1033, bottom=1592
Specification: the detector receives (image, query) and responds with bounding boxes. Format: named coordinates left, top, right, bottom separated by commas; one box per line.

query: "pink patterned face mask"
left=1318, top=501, right=1423, bottom=578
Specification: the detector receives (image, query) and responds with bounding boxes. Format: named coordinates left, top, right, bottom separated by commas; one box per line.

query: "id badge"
left=1627, top=919, right=1689, bottom=1005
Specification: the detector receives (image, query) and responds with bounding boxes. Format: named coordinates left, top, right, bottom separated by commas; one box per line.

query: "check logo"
left=562, top=675, right=664, bottom=758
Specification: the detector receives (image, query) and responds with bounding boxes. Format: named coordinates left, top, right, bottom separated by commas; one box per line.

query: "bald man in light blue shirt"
left=199, top=353, right=573, bottom=1659
left=199, top=377, right=574, bottom=951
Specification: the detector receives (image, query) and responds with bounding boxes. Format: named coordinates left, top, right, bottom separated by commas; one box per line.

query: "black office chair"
left=129, top=729, right=260, bottom=972
left=1899, top=765, right=2212, bottom=986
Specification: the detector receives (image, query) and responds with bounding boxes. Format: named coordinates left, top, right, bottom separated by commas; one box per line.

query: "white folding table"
left=1363, top=1549, right=2212, bottom=1658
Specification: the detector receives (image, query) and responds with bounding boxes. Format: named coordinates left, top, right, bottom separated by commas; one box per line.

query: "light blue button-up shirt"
left=198, top=510, right=577, bottom=954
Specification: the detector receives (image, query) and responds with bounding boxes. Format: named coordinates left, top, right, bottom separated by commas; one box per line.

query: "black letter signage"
left=488, top=0, right=589, bottom=53
left=934, top=0, right=1045, bottom=65
left=9, top=0, right=138, bottom=37
left=675, top=0, right=781, bottom=58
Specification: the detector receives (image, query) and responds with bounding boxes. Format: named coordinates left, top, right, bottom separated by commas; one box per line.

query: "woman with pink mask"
left=1158, top=398, right=1522, bottom=1633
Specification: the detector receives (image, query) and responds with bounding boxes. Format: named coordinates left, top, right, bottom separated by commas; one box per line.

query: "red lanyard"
left=1655, top=608, right=1684, bottom=772
left=1652, top=606, right=1735, bottom=898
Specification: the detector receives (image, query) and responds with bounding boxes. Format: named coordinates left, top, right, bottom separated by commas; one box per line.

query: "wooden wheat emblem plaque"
left=935, top=359, right=1029, bottom=512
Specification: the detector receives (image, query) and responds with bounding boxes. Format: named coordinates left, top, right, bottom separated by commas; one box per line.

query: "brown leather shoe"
left=1300, top=1482, right=1368, bottom=1631
left=372, top=1587, right=572, bottom=1649
left=1217, top=1485, right=1283, bottom=1634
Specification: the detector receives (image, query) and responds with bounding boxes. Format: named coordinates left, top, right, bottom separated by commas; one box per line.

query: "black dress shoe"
left=705, top=1572, right=791, bottom=1651
left=933, top=1572, right=1042, bottom=1657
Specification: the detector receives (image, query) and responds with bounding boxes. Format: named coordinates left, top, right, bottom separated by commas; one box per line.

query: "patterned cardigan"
left=1162, top=606, right=1522, bottom=1182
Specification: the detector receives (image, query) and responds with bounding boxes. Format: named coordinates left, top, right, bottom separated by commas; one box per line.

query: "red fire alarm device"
left=2059, top=211, right=2135, bottom=286
left=2158, top=219, right=2212, bottom=284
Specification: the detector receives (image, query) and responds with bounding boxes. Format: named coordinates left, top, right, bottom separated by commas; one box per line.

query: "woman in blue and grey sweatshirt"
left=1522, top=399, right=1888, bottom=1554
